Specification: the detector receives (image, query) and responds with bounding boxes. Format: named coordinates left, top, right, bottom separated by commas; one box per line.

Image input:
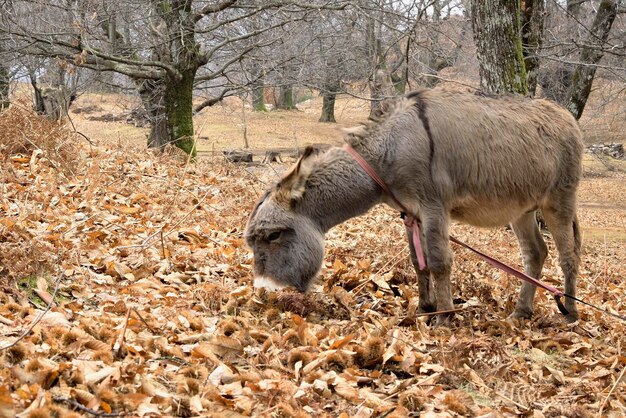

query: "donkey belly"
left=450, top=200, right=537, bottom=228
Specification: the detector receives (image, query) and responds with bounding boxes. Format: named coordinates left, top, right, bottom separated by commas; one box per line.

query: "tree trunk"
left=138, top=72, right=197, bottom=157
left=252, top=83, right=266, bottom=112
left=319, top=73, right=340, bottom=123
left=391, top=72, right=406, bottom=95
left=41, top=87, right=71, bottom=120
left=138, top=79, right=169, bottom=149
left=369, top=69, right=393, bottom=119
left=277, top=85, right=295, bottom=110
left=251, top=64, right=267, bottom=112
left=470, top=0, right=528, bottom=95
left=418, top=1, right=444, bottom=88
left=319, top=93, right=336, bottom=123
left=252, top=81, right=267, bottom=112
left=30, top=73, right=45, bottom=114
left=366, top=12, right=393, bottom=118
left=565, top=0, right=617, bottom=120
left=164, top=70, right=196, bottom=156
left=520, top=0, right=545, bottom=96
left=567, top=0, right=583, bottom=16
left=0, top=64, right=8, bottom=110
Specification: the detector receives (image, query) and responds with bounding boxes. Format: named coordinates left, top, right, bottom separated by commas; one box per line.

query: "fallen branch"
left=113, top=307, right=132, bottom=357
left=414, top=307, right=466, bottom=317
left=0, top=314, right=13, bottom=326
left=597, top=366, right=626, bottom=417
left=132, top=309, right=157, bottom=334
left=52, top=396, right=122, bottom=417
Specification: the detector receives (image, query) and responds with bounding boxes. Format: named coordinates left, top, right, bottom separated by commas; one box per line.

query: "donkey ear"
left=276, top=146, right=317, bottom=202
left=342, top=125, right=367, bottom=145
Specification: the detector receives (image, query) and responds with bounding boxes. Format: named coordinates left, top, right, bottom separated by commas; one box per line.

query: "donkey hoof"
left=508, top=308, right=533, bottom=322
left=432, top=313, right=453, bottom=328
left=418, top=304, right=437, bottom=314
left=564, top=311, right=579, bottom=324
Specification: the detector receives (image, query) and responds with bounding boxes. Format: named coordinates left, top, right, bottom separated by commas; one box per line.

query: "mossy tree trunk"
left=565, top=0, right=617, bottom=120
left=520, top=0, right=545, bottom=96
left=470, top=0, right=529, bottom=95
left=164, top=69, right=197, bottom=156
left=391, top=72, right=406, bottom=95
left=0, top=63, right=9, bottom=110
left=138, top=70, right=198, bottom=157
left=566, top=0, right=582, bottom=16
left=319, top=93, right=336, bottom=123
left=252, top=83, right=267, bottom=112
left=252, top=64, right=267, bottom=112
left=277, top=85, right=295, bottom=110
left=135, top=0, right=201, bottom=157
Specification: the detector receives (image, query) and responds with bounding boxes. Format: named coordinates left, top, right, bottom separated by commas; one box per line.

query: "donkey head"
left=245, top=147, right=325, bottom=291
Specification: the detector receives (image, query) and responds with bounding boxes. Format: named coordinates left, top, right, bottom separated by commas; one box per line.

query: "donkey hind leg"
left=509, top=211, right=548, bottom=321
left=542, top=207, right=581, bottom=323
left=406, top=226, right=435, bottom=313
left=422, top=209, right=454, bottom=325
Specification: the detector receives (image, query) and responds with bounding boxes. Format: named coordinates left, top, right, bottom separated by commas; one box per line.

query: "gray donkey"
left=245, top=88, right=583, bottom=324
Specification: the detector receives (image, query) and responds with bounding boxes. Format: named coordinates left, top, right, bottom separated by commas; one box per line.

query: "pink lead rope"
left=343, top=145, right=427, bottom=270
left=342, top=144, right=574, bottom=316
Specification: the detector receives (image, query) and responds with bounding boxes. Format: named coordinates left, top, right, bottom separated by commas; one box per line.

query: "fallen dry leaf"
left=1, top=104, right=625, bottom=417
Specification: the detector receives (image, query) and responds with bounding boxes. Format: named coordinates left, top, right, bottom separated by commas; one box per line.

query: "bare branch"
left=193, top=88, right=233, bottom=113
left=194, top=0, right=238, bottom=22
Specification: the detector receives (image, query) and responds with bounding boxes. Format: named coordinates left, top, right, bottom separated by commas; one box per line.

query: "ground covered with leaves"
left=1, top=108, right=625, bottom=417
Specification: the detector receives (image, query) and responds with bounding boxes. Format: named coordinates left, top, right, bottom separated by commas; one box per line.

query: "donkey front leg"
left=510, top=211, right=548, bottom=321
left=422, top=208, right=454, bottom=325
left=406, top=225, right=435, bottom=313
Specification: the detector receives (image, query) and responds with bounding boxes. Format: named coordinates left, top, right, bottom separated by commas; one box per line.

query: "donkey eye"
left=267, top=231, right=282, bottom=242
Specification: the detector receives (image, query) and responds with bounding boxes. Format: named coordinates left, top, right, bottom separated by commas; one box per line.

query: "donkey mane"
left=342, top=92, right=427, bottom=147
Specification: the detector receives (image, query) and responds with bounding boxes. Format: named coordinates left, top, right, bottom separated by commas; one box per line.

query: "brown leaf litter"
left=1, top=109, right=625, bottom=417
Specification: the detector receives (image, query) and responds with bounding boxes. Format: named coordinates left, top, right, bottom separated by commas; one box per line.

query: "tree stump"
left=262, top=150, right=283, bottom=164
left=223, top=150, right=253, bottom=163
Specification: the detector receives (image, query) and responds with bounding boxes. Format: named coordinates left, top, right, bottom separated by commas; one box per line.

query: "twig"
left=160, top=229, right=167, bottom=260
left=0, top=314, right=13, bottom=326
left=597, top=366, right=626, bottom=417
left=151, top=356, right=190, bottom=366
left=132, top=309, right=157, bottom=334
left=65, top=111, right=95, bottom=146
left=460, top=373, right=530, bottom=412
left=380, top=374, right=440, bottom=402
left=414, top=307, right=465, bottom=317
left=0, top=275, right=62, bottom=351
left=52, top=396, right=121, bottom=417
left=113, top=307, right=132, bottom=357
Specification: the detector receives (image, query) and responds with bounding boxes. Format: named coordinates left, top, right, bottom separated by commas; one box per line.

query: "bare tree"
left=535, top=1, right=624, bottom=122
left=564, top=0, right=619, bottom=119
left=0, top=38, right=10, bottom=109
left=0, top=63, right=8, bottom=110
left=311, top=10, right=362, bottom=122
left=1, top=0, right=348, bottom=156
